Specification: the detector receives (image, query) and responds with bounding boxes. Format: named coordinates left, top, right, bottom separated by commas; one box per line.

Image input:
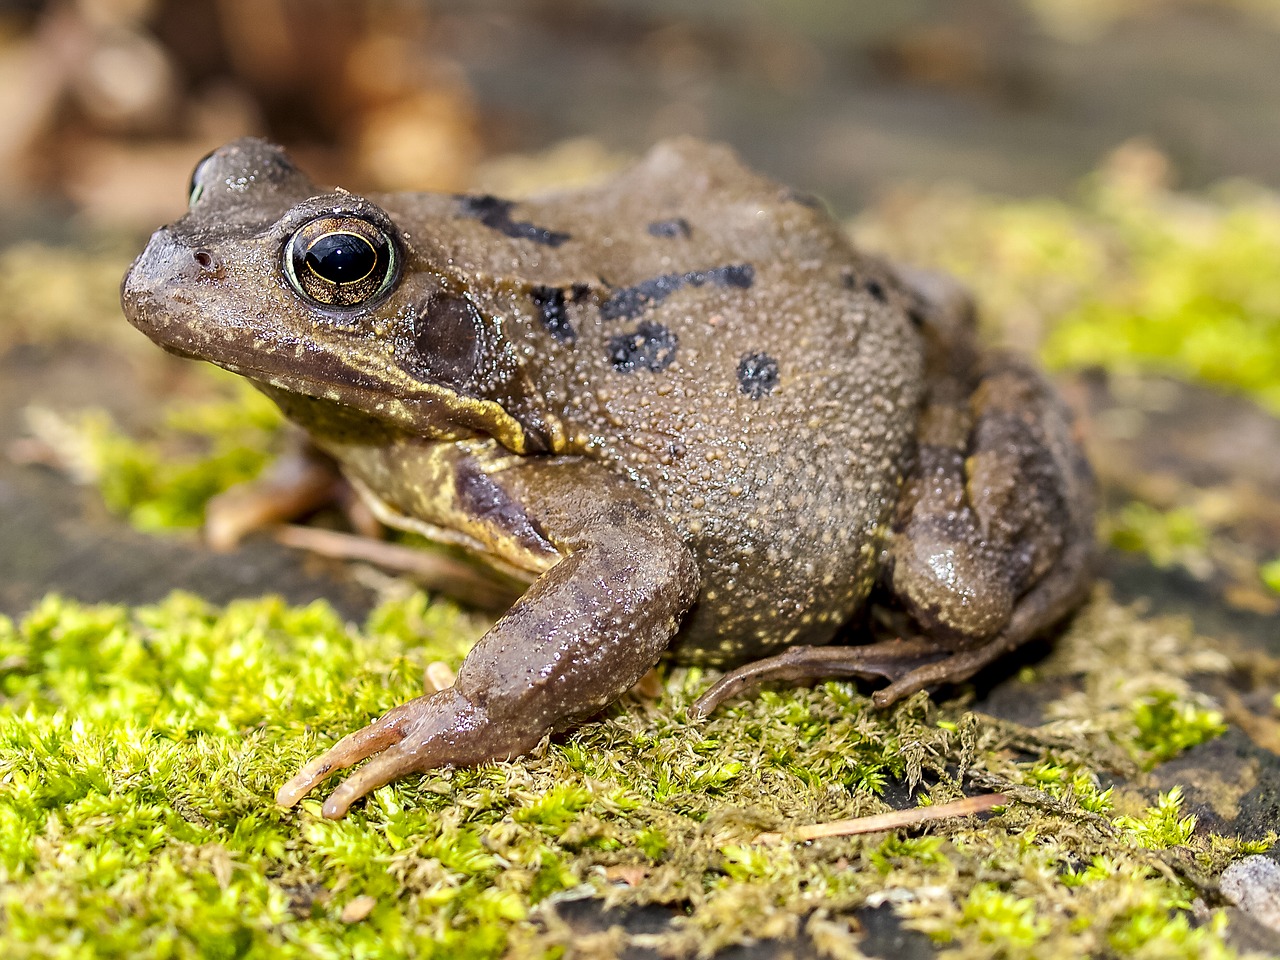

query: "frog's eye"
left=188, top=148, right=216, bottom=207
left=283, top=215, right=400, bottom=310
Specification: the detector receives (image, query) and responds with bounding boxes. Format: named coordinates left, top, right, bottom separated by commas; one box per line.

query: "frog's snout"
left=121, top=227, right=222, bottom=347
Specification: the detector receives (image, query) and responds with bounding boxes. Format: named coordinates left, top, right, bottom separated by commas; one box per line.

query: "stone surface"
left=1221, top=856, right=1280, bottom=934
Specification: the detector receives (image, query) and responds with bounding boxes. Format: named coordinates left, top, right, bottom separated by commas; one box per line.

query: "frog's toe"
left=276, top=687, right=534, bottom=818
left=275, top=694, right=433, bottom=810
left=690, top=637, right=946, bottom=719
left=206, top=446, right=346, bottom=551
left=318, top=741, right=431, bottom=819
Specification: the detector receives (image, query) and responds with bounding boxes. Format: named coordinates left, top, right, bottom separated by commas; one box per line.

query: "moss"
left=1105, top=502, right=1213, bottom=574
left=854, top=150, right=1280, bottom=415
left=1041, top=180, right=1280, bottom=414
left=26, top=373, right=284, bottom=532
left=1261, top=557, right=1280, bottom=594
left=1113, top=787, right=1198, bottom=850
left=1129, top=692, right=1228, bottom=767
left=0, top=590, right=1270, bottom=958
left=955, top=884, right=1051, bottom=949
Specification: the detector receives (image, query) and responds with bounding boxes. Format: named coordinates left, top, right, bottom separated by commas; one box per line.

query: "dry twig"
left=756, top=792, right=1008, bottom=844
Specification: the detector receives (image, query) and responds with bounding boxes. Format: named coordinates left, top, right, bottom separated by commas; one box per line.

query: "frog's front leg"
left=277, top=454, right=698, bottom=818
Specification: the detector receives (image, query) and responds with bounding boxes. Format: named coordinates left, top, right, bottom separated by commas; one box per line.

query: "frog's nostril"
left=192, top=249, right=216, bottom=271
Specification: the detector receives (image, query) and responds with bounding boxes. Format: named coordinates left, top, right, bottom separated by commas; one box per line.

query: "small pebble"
left=341, top=895, right=377, bottom=924
left=1219, top=855, right=1280, bottom=932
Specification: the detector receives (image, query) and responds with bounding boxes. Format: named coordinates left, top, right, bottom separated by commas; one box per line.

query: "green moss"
left=28, top=373, right=283, bottom=531
left=854, top=159, right=1280, bottom=415
left=1113, top=787, right=1198, bottom=850
left=956, top=884, right=1051, bottom=948
left=1129, top=692, right=1228, bottom=767
left=1042, top=183, right=1280, bottom=413
left=1261, top=556, right=1280, bottom=594
left=1105, top=503, right=1212, bottom=572
left=1024, top=758, right=1115, bottom=814
left=0, top=590, right=1268, bottom=958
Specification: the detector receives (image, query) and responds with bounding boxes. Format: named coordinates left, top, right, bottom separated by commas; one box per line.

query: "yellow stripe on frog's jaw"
left=248, top=355, right=537, bottom=455
left=321, top=332, right=574, bottom=456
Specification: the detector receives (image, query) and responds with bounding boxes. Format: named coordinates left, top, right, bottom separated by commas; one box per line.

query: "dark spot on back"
left=530, top=285, right=576, bottom=342
left=704, top=263, right=755, bottom=288
left=456, top=194, right=570, bottom=247
left=907, top=307, right=926, bottom=329
left=648, top=217, right=691, bottom=239
left=865, top=279, right=887, bottom=302
left=601, top=273, right=684, bottom=322
left=601, top=263, right=755, bottom=321
left=737, top=352, right=780, bottom=399
left=607, top=322, right=679, bottom=373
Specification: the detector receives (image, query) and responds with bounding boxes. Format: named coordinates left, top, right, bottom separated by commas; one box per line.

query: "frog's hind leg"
left=204, top=436, right=375, bottom=550
left=866, top=527, right=1095, bottom=707
left=690, top=530, right=1092, bottom=717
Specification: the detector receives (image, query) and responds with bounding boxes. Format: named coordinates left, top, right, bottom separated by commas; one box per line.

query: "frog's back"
left=385, top=140, right=925, bottom=661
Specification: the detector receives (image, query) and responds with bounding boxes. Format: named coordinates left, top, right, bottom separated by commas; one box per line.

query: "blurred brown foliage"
left=0, top=0, right=482, bottom=227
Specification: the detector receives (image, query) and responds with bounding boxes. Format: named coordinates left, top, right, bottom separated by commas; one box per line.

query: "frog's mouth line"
left=196, top=350, right=534, bottom=455
left=121, top=261, right=535, bottom=452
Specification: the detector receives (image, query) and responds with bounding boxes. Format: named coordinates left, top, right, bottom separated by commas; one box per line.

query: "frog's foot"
left=276, top=687, right=536, bottom=819
left=866, top=535, right=1095, bottom=707
left=689, top=637, right=947, bottom=719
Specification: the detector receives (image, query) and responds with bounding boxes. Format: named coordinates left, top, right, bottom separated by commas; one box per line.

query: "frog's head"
left=121, top=138, right=543, bottom=453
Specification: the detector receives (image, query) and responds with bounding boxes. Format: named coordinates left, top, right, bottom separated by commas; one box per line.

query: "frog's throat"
left=241, top=365, right=537, bottom=455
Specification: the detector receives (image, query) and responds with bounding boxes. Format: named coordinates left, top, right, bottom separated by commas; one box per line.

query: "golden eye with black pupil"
left=283, top=215, right=399, bottom=309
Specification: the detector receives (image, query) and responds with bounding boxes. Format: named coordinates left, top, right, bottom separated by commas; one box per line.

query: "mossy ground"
left=0, top=588, right=1270, bottom=959
left=4, top=147, right=1280, bottom=957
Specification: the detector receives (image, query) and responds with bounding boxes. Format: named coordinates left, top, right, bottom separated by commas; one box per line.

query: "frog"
left=120, top=137, right=1096, bottom=819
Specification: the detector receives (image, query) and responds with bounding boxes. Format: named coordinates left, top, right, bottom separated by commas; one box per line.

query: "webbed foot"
left=205, top=444, right=360, bottom=550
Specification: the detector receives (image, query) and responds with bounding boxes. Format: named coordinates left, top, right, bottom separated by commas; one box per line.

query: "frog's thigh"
left=890, top=355, right=1093, bottom=643
left=874, top=354, right=1095, bottom=703
left=278, top=459, right=699, bottom=818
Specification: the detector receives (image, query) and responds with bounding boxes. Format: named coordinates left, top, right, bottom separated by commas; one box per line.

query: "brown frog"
left=121, top=138, right=1095, bottom=819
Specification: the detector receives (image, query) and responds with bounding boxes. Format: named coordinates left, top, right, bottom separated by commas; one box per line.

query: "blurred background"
left=4, top=0, right=1280, bottom=238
